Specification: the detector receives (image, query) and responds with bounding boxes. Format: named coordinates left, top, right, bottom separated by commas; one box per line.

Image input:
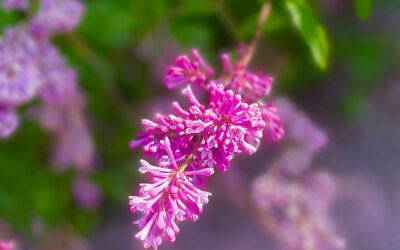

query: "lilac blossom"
left=253, top=167, right=345, bottom=250
left=0, top=0, right=94, bottom=171
left=131, top=84, right=266, bottom=172
left=130, top=138, right=213, bottom=249
left=131, top=44, right=282, bottom=249
left=0, top=27, right=42, bottom=107
left=251, top=96, right=344, bottom=250
left=73, top=175, right=103, bottom=211
left=276, top=97, right=327, bottom=153
left=261, top=102, right=285, bottom=141
left=30, top=0, right=84, bottom=40
left=2, top=0, right=28, bottom=10
left=30, top=96, right=94, bottom=171
left=213, top=53, right=274, bottom=102
left=28, top=44, right=94, bottom=170
left=163, top=49, right=214, bottom=89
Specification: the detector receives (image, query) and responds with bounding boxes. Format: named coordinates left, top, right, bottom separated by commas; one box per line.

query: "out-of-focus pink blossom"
left=30, top=0, right=84, bottom=40
left=252, top=167, right=344, bottom=250
left=261, top=102, right=285, bottom=141
left=276, top=97, right=328, bottom=153
left=251, top=96, right=343, bottom=250
left=2, top=0, right=28, bottom=10
left=30, top=102, right=94, bottom=170
left=163, top=49, right=214, bottom=89
left=28, top=45, right=94, bottom=171
left=0, top=240, right=14, bottom=250
left=0, top=1, right=94, bottom=172
left=0, top=27, right=42, bottom=107
left=73, top=175, right=103, bottom=211
left=0, top=107, right=18, bottom=138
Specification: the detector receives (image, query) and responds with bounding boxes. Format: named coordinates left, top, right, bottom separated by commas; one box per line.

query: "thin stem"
left=213, top=0, right=241, bottom=42
left=66, top=32, right=133, bottom=125
left=178, top=135, right=204, bottom=173
left=240, top=2, right=272, bottom=66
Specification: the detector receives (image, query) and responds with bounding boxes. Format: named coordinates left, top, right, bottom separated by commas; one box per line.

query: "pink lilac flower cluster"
left=0, top=240, right=13, bottom=250
left=130, top=49, right=284, bottom=249
left=252, top=97, right=345, bottom=250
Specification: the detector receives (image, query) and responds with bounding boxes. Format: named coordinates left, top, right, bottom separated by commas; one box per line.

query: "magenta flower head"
left=131, top=42, right=282, bottom=248
left=163, top=49, right=214, bottom=89
left=2, top=0, right=28, bottom=10
left=30, top=0, right=84, bottom=40
left=199, top=84, right=266, bottom=170
left=131, top=84, right=266, bottom=172
left=130, top=138, right=213, bottom=249
left=214, top=53, right=274, bottom=102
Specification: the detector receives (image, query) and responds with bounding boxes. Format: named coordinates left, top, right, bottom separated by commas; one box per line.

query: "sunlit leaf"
left=285, top=0, right=329, bottom=69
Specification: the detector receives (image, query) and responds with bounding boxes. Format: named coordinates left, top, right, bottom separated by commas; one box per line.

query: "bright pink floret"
left=163, top=49, right=214, bottom=89
left=212, top=53, right=274, bottom=102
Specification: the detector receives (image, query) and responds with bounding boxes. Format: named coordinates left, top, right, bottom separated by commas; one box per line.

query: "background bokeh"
left=0, top=0, right=399, bottom=249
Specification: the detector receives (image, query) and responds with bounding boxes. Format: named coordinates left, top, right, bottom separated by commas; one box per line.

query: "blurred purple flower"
left=2, top=0, right=28, bottom=10
left=30, top=0, right=84, bottom=40
left=276, top=97, right=328, bottom=153
left=251, top=96, right=344, bottom=250
left=0, top=107, right=18, bottom=138
left=0, top=1, right=94, bottom=171
left=0, top=27, right=42, bottom=107
left=73, top=175, right=103, bottom=211
left=253, top=167, right=345, bottom=250
left=27, top=44, right=94, bottom=171
left=29, top=99, right=94, bottom=171
left=0, top=240, right=14, bottom=250
left=261, top=102, right=285, bottom=141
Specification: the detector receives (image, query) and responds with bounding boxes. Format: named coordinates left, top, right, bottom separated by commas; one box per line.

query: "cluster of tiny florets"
left=129, top=49, right=285, bottom=249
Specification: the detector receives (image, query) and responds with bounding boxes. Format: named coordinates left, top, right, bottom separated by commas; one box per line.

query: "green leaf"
left=355, top=0, right=373, bottom=20
left=285, top=0, right=329, bottom=69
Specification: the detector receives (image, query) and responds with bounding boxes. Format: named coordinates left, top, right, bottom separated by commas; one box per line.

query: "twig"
left=240, top=2, right=272, bottom=66
left=66, top=32, right=133, bottom=125
left=178, top=135, right=204, bottom=172
left=214, top=1, right=241, bottom=42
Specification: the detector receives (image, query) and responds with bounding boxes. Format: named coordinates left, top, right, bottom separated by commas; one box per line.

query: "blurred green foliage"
left=355, top=0, right=373, bottom=20
left=1, top=0, right=397, bottom=242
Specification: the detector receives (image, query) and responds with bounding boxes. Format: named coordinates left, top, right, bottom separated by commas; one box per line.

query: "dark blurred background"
left=0, top=0, right=399, bottom=249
